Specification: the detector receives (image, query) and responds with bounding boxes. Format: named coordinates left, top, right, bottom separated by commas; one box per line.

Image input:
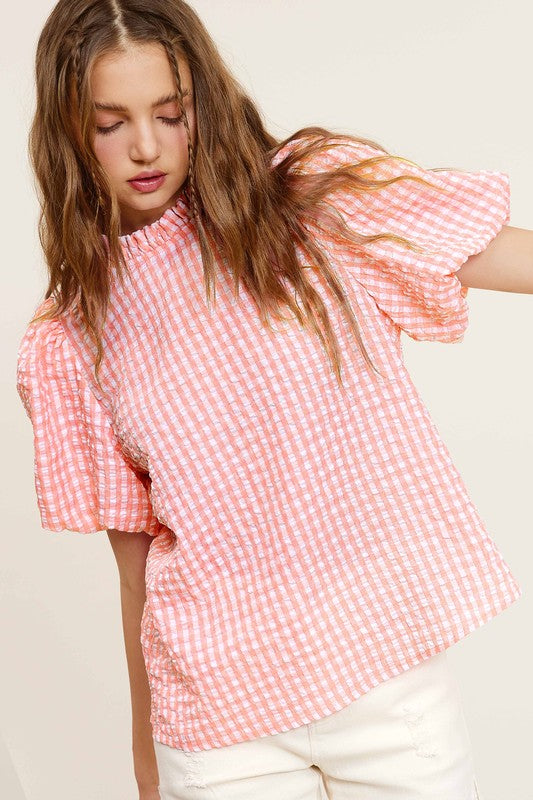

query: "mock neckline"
left=118, top=190, right=192, bottom=255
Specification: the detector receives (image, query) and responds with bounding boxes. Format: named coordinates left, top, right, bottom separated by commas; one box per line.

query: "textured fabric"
left=153, top=650, right=481, bottom=800
left=16, top=137, right=522, bottom=752
left=16, top=313, right=165, bottom=536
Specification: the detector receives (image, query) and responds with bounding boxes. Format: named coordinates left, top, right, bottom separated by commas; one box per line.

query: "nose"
left=129, top=121, right=161, bottom=164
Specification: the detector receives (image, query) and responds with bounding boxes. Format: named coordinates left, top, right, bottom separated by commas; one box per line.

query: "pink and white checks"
left=17, top=138, right=522, bottom=752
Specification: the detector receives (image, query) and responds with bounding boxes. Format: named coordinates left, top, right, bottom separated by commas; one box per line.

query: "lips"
left=129, top=170, right=166, bottom=182
left=128, top=171, right=167, bottom=193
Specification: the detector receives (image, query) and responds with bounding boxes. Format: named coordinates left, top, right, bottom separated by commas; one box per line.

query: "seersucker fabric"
left=16, top=138, right=522, bottom=752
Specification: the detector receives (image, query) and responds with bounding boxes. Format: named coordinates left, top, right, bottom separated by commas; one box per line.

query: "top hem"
left=151, top=580, right=521, bottom=753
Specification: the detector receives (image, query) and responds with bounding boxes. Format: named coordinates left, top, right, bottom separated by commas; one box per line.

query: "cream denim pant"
left=153, top=649, right=482, bottom=800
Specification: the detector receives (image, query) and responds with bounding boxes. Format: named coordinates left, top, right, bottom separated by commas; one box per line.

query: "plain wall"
left=2, top=1, right=531, bottom=798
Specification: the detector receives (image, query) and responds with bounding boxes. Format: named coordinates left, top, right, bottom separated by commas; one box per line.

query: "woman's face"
left=90, top=41, right=196, bottom=236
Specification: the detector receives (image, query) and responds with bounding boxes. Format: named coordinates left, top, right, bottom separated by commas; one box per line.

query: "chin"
left=117, top=187, right=182, bottom=230
left=123, top=193, right=171, bottom=211
left=136, top=186, right=181, bottom=204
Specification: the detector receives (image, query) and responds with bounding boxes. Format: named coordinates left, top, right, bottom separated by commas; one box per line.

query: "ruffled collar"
left=118, top=190, right=192, bottom=255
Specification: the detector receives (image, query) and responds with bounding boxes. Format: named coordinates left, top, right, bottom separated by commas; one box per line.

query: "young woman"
left=16, top=1, right=529, bottom=798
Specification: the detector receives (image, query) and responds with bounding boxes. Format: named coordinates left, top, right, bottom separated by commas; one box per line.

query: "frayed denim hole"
left=401, top=704, right=438, bottom=758
left=182, top=750, right=208, bottom=789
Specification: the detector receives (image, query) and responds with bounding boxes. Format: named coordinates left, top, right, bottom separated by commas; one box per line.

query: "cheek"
left=92, top=135, right=124, bottom=176
left=173, top=111, right=197, bottom=163
left=163, top=126, right=191, bottom=170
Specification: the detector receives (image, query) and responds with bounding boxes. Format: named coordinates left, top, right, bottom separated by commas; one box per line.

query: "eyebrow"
left=94, top=88, right=192, bottom=113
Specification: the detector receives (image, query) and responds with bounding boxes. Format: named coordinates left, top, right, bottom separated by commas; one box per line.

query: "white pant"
left=154, top=649, right=482, bottom=800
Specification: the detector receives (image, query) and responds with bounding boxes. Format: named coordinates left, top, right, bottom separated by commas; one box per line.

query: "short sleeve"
left=303, top=139, right=511, bottom=342
left=16, top=310, right=165, bottom=536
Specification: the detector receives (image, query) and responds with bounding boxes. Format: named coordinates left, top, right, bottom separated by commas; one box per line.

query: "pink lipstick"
left=128, top=170, right=167, bottom=193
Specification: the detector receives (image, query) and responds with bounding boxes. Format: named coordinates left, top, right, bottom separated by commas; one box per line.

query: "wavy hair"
left=29, top=0, right=445, bottom=389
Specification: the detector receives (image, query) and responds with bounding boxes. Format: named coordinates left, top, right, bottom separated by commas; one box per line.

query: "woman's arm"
left=456, top=224, right=533, bottom=293
left=107, top=529, right=160, bottom=800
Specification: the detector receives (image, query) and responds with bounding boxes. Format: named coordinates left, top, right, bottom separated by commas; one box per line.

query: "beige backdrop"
left=2, top=1, right=531, bottom=799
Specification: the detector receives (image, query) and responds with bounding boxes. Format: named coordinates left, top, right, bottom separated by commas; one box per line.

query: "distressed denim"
left=154, top=649, right=482, bottom=800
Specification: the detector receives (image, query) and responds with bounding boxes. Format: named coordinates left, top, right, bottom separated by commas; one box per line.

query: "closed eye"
left=96, top=114, right=185, bottom=136
left=159, top=114, right=185, bottom=127
left=96, top=122, right=122, bottom=135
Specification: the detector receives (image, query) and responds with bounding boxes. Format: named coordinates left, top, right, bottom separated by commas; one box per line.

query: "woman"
left=17, top=1, right=528, bottom=798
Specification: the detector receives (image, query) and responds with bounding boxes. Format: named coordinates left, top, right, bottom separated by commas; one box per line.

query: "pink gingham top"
left=17, top=138, right=522, bottom=752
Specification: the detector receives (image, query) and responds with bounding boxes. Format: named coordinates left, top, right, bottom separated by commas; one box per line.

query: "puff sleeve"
left=16, top=311, right=165, bottom=536
left=307, top=139, right=511, bottom=342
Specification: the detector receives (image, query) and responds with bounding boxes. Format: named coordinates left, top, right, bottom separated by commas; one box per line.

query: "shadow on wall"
left=0, top=732, right=27, bottom=800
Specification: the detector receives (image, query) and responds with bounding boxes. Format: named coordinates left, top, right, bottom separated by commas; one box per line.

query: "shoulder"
left=17, top=298, right=72, bottom=376
left=270, top=132, right=388, bottom=174
left=16, top=297, right=77, bottom=420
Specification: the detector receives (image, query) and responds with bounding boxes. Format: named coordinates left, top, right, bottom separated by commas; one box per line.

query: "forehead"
left=90, top=41, right=193, bottom=105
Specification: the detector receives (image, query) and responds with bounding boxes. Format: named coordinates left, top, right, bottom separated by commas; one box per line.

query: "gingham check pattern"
left=16, top=138, right=522, bottom=752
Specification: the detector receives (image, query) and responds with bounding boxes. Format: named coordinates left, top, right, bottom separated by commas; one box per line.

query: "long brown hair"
left=29, top=0, right=443, bottom=389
